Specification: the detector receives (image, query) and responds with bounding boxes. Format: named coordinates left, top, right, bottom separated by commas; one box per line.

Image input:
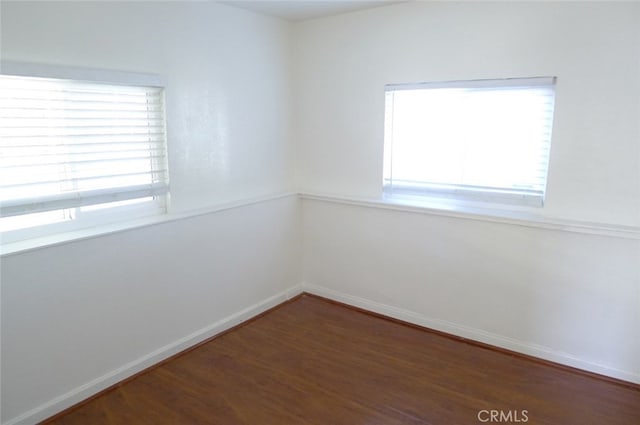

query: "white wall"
left=294, top=1, right=640, bottom=226
left=2, top=196, right=301, bottom=424
left=0, top=2, right=300, bottom=424
left=295, top=1, right=640, bottom=382
left=1, top=0, right=294, bottom=211
left=302, top=199, right=640, bottom=382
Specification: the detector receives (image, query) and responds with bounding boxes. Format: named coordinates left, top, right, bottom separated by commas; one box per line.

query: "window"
left=0, top=66, right=169, bottom=242
left=383, top=77, right=556, bottom=207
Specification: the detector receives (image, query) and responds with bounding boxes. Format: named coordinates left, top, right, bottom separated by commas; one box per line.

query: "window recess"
left=383, top=77, right=556, bottom=207
left=0, top=65, right=169, bottom=241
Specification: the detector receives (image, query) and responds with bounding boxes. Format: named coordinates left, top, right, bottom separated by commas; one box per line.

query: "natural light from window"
left=0, top=73, right=168, bottom=240
left=383, top=77, right=556, bottom=207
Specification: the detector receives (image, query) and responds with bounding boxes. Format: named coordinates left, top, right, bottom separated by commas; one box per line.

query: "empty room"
left=1, top=1, right=639, bottom=424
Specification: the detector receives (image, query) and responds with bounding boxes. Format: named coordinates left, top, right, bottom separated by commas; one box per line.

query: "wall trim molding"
left=4, top=190, right=638, bottom=258
left=3, top=284, right=305, bottom=425
left=302, top=282, right=640, bottom=385
left=1, top=192, right=298, bottom=257
left=300, top=192, right=640, bottom=240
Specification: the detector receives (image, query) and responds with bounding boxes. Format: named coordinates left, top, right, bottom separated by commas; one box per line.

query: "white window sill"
left=0, top=192, right=297, bottom=257
left=2, top=191, right=637, bottom=258
left=299, top=192, right=640, bottom=240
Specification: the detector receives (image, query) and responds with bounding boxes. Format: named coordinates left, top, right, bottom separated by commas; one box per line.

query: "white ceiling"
left=221, top=0, right=405, bottom=21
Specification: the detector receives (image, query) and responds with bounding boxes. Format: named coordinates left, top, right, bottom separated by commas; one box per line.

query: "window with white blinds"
left=0, top=71, right=169, bottom=237
left=383, top=77, right=556, bottom=207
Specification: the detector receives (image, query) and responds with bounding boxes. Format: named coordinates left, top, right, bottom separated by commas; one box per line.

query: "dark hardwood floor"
left=44, top=294, right=640, bottom=424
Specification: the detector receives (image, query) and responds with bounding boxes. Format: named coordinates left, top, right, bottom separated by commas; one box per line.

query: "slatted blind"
left=383, top=77, right=556, bottom=206
left=0, top=74, right=168, bottom=218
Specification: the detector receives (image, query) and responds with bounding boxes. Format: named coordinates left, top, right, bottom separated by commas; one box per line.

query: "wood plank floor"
left=45, top=294, right=640, bottom=425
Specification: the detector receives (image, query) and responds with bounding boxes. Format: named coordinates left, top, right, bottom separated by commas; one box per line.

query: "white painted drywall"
left=293, top=1, right=640, bottom=226
left=302, top=198, right=640, bottom=382
left=295, top=1, right=640, bottom=382
left=1, top=195, right=302, bottom=424
left=0, top=2, right=299, bottom=424
left=1, top=0, right=294, bottom=212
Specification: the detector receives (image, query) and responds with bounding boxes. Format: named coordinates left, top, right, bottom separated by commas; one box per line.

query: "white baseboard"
left=303, top=282, right=640, bottom=385
left=4, top=284, right=304, bottom=425
left=7, top=281, right=636, bottom=425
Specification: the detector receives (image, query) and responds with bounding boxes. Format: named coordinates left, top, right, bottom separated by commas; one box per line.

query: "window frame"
left=0, top=61, right=170, bottom=243
left=382, top=76, right=556, bottom=209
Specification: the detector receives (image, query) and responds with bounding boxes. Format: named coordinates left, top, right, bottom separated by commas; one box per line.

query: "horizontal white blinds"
left=383, top=77, right=556, bottom=205
left=0, top=74, right=168, bottom=217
